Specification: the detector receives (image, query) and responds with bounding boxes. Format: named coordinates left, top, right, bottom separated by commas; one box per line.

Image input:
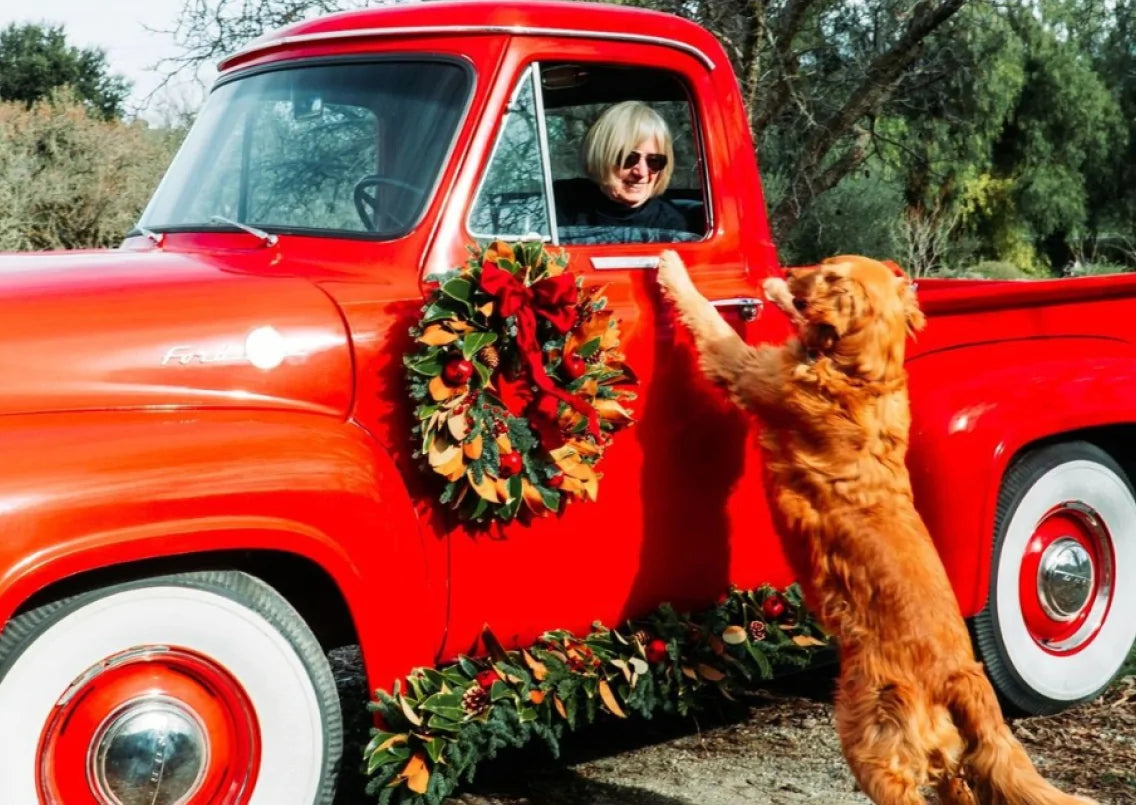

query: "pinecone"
left=462, top=685, right=490, bottom=715
left=748, top=620, right=767, bottom=642
left=631, top=629, right=650, bottom=647
left=478, top=345, right=500, bottom=369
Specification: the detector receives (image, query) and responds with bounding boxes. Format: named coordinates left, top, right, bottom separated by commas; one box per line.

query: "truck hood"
left=0, top=250, right=352, bottom=417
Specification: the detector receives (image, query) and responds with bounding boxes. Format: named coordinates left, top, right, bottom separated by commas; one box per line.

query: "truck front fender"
left=0, top=410, right=439, bottom=690
left=906, top=335, right=1136, bottom=616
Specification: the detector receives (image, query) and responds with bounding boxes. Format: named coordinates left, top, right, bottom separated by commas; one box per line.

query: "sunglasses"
left=619, top=151, right=668, bottom=172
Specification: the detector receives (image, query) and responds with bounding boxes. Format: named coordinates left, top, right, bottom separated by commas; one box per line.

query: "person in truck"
left=553, top=100, right=690, bottom=242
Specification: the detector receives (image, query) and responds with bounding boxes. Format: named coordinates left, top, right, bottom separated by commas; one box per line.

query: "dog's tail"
left=946, top=668, right=1097, bottom=805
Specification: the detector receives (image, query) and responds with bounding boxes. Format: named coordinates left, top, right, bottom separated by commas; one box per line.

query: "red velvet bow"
left=480, top=261, right=600, bottom=439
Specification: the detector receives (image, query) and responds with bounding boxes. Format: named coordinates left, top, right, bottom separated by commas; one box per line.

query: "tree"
left=0, top=24, right=131, bottom=120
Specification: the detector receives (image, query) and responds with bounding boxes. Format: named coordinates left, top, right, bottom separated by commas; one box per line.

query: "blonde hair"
left=582, top=100, right=675, bottom=196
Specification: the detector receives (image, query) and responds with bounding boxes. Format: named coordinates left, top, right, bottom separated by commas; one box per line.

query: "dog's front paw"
left=763, top=277, right=802, bottom=323
left=656, top=249, right=695, bottom=299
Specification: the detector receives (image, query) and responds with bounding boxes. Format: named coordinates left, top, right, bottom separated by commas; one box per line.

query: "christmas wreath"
left=405, top=240, right=636, bottom=523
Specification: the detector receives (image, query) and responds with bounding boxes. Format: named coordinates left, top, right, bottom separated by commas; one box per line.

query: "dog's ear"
left=895, top=274, right=925, bottom=336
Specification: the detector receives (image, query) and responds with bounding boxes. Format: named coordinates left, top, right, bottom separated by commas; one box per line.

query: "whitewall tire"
left=973, top=441, right=1136, bottom=715
left=0, top=570, right=342, bottom=804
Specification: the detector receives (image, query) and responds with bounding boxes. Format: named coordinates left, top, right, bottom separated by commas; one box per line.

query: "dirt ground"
left=332, top=649, right=1136, bottom=805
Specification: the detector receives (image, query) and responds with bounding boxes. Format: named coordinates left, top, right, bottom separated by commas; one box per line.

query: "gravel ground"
left=331, top=647, right=1136, bottom=805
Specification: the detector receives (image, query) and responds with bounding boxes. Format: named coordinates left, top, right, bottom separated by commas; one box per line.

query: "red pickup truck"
left=0, top=2, right=1132, bottom=802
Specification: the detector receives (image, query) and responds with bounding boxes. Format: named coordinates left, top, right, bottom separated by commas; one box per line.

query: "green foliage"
left=950, top=261, right=1032, bottom=280
left=0, top=24, right=130, bottom=120
left=363, top=584, right=831, bottom=804
left=0, top=94, right=184, bottom=251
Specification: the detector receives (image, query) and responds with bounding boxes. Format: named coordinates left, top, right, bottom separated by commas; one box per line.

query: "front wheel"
left=973, top=441, right=1136, bottom=715
left=0, top=570, right=342, bottom=804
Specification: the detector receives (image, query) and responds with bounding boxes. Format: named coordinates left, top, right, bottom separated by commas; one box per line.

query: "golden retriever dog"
left=656, top=250, right=1095, bottom=805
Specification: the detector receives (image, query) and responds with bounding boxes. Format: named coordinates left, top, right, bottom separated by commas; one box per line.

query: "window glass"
left=142, top=61, right=469, bottom=239
left=468, top=67, right=551, bottom=240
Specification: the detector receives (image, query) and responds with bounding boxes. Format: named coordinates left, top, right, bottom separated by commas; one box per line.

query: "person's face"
left=602, top=135, right=665, bottom=208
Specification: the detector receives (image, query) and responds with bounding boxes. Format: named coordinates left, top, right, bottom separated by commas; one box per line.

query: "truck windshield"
left=140, top=60, right=470, bottom=239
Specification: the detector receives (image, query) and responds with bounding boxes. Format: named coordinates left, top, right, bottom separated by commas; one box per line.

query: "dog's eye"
left=793, top=297, right=808, bottom=311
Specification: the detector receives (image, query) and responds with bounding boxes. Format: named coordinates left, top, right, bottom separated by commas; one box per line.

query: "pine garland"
left=363, top=584, right=832, bottom=803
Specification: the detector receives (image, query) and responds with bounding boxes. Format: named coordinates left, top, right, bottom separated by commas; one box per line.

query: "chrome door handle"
left=710, top=297, right=763, bottom=322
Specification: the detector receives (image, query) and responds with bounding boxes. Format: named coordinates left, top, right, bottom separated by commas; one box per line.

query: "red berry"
left=442, top=358, right=474, bottom=386
left=645, top=638, right=669, bottom=664
left=762, top=594, right=787, bottom=620
left=498, top=451, right=522, bottom=477
left=547, top=473, right=565, bottom=488
left=561, top=353, right=587, bottom=380
left=475, top=669, right=501, bottom=690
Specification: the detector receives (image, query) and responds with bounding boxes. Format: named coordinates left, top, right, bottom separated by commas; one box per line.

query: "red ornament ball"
left=442, top=357, right=474, bottom=386
left=498, top=451, right=522, bottom=477
left=762, top=594, right=787, bottom=620
left=645, top=638, right=669, bottom=664
left=561, top=353, right=587, bottom=380
left=547, top=472, right=565, bottom=488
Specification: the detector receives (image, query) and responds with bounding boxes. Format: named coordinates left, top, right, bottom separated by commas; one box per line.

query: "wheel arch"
left=906, top=337, right=1136, bottom=617
left=0, top=410, right=444, bottom=693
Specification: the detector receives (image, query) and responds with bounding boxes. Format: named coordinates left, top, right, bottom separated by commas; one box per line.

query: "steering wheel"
left=353, top=175, right=425, bottom=232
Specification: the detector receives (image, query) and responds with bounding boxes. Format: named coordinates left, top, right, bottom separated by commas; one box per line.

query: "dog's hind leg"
left=836, top=678, right=931, bottom=805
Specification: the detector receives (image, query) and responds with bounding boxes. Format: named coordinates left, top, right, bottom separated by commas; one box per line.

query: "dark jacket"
left=554, top=178, right=689, bottom=239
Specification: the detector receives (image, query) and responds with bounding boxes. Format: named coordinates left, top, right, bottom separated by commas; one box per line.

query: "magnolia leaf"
left=495, top=433, right=512, bottom=453
left=597, top=678, right=627, bottom=718
left=610, top=658, right=632, bottom=683
left=529, top=689, right=546, bottom=705
left=407, top=353, right=444, bottom=377
left=397, top=752, right=430, bottom=794
left=467, top=470, right=500, bottom=503
left=482, top=627, right=510, bottom=664
left=462, top=331, right=497, bottom=360
left=435, top=447, right=465, bottom=480
left=429, top=375, right=460, bottom=401
left=553, top=695, right=569, bottom=719
left=463, top=435, right=483, bottom=460
left=566, top=437, right=601, bottom=457
left=494, top=477, right=512, bottom=502
left=521, top=479, right=547, bottom=513
left=418, top=324, right=459, bottom=346
left=681, top=665, right=698, bottom=680
left=594, top=398, right=634, bottom=423
left=628, top=657, right=648, bottom=675
left=718, top=682, right=737, bottom=702
left=522, top=649, right=548, bottom=681
left=398, top=695, right=422, bottom=727
left=721, top=626, right=747, bottom=646
left=428, top=439, right=460, bottom=469
left=697, top=663, right=726, bottom=682
left=576, top=336, right=602, bottom=359
left=478, top=300, right=495, bottom=318
left=424, top=737, right=447, bottom=764
left=448, top=414, right=469, bottom=441
left=792, top=634, right=827, bottom=647
left=365, top=730, right=408, bottom=756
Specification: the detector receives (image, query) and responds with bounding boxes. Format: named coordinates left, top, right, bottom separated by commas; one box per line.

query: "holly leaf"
left=576, top=336, right=601, bottom=359
left=406, top=353, right=444, bottom=377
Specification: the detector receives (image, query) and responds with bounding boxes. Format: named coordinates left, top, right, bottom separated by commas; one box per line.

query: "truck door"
left=436, top=42, right=795, bottom=656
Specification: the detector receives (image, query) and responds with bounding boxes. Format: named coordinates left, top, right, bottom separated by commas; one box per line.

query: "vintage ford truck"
left=0, top=2, right=1133, bottom=803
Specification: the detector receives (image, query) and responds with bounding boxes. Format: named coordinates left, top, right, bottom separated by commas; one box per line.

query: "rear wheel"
left=0, top=570, right=342, bottom=804
left=974, top=441, right=1136, bottom=715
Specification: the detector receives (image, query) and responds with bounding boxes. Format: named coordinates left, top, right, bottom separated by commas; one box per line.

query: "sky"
left=0, top=0, right=217, bottom=119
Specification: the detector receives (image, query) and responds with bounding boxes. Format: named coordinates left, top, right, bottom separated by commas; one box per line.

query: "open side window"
left=468, top=62, right=709, bottom=246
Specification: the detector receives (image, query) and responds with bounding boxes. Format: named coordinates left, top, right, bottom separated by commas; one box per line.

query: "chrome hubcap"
left=91, top=697, right=208, bottom=805
left=1037, top=537, right=1094, bottom=620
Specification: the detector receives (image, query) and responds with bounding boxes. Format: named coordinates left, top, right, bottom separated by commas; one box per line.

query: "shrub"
left=0, top=91, right=183, bottom=251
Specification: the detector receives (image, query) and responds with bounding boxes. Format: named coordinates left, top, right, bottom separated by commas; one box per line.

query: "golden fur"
left=656, top=250, right=1096, bottom=805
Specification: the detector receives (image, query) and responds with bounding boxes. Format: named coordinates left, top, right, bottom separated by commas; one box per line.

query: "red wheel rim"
left=36, top=645, right=260, bottom=804
left=1018, top=502, right=1115, bottom=655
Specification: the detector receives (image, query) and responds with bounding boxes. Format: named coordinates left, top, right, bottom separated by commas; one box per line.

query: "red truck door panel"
left=436, top=41, right=794, bottom=658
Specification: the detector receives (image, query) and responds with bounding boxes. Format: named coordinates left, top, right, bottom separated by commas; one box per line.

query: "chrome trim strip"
left=532, top=66, right=560, bottom=246
left=222, top=25, right=716, bottom=71
left=710, top=296, right=763, bottom=308
left=590, top=255, right=660, bottom=271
